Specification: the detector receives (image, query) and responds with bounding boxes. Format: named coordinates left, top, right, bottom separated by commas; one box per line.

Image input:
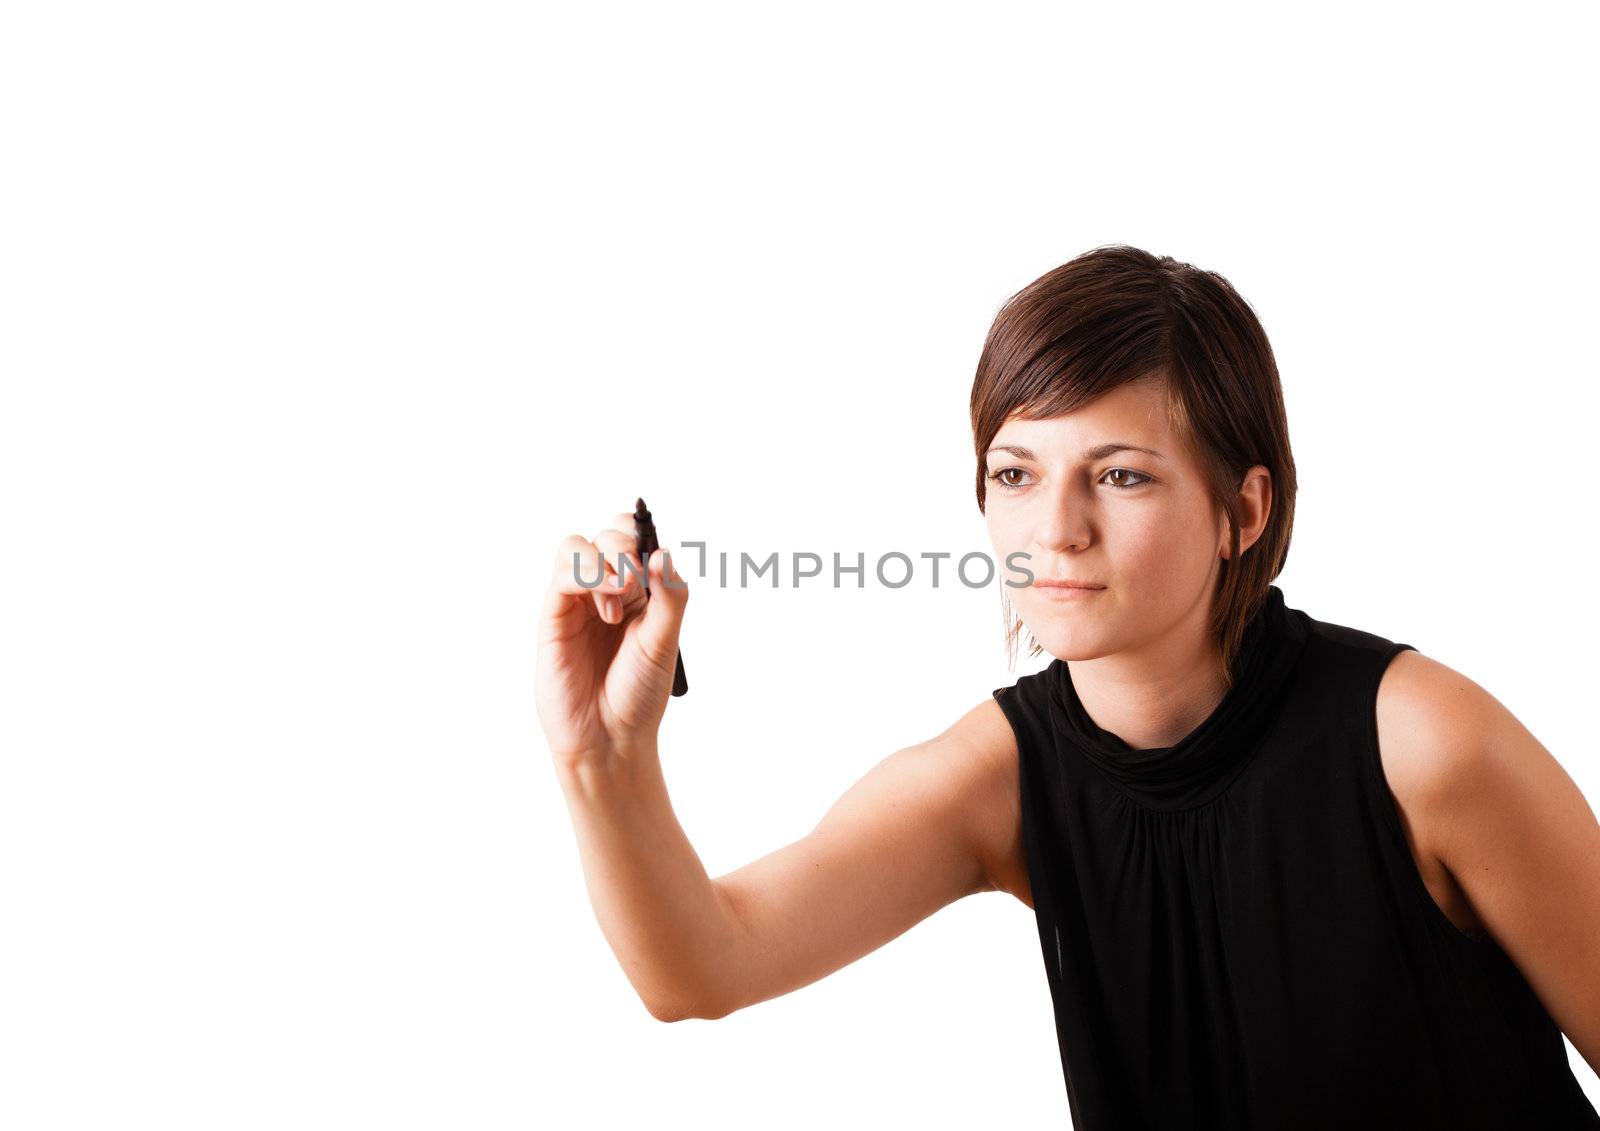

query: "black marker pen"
left=633, top=497, right=689, bottom=697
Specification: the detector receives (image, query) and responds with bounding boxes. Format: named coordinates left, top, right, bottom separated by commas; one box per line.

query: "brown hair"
left=970, top=244, right=1296, bottom=682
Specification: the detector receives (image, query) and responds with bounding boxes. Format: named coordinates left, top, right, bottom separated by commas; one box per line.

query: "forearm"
left=556, top=746, right=743, bottom=1021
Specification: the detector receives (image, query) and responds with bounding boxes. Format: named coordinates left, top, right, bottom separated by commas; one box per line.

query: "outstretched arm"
left=540, top=510, right=1025, bottom=1024
left=558, top=697, right=1020, bottom=1022
left=702, top=698, right=1023, bottom=1020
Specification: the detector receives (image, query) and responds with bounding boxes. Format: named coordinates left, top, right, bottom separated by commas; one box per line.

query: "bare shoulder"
left=1374, top=648, right=1600, bottom=1063
left=1373, top=648, right=1536, bottom=934
left=1374, top=649, right=1491, bottom=796
left=937, top=698, right=1030, bottom=909
left=1374, top=648, right=1530, bottom=801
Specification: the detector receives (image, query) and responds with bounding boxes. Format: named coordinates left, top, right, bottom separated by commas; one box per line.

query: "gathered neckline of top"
left=1049, top=584, right=1313, bottom=811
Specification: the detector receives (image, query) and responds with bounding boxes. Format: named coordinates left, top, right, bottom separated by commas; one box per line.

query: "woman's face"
left=983, top=379, right=1235, bottom=663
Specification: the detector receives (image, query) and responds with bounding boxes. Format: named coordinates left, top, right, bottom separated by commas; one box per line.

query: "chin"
left=1026, top=620, right=1113, bottom=664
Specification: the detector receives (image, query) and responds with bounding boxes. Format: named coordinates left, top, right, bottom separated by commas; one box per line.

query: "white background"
left=4, top=2, right=1598, bottom=1127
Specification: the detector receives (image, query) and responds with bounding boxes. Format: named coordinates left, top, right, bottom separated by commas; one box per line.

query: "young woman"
left=537, top=246, right=1600, bottom=1128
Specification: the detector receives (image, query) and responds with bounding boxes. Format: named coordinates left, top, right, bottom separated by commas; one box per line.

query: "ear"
left=1220, top=466, right=1272, bottom=559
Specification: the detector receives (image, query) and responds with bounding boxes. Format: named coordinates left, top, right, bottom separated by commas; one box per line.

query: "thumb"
left=636, top=544, right=689, bottom=661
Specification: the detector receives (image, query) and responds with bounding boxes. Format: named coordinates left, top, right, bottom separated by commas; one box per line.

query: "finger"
left=593, top=528, right=646, bottom=603
left=545, top=534, right=623, bottom=624
left=635, top=543, right=690, bottom=662
left=607, top=510, right=646, bottom=583
left=592, top=534, right=646, bottom=620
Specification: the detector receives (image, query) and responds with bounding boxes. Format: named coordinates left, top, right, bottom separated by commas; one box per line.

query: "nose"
left=1031, top=479, right=1093, bottom=555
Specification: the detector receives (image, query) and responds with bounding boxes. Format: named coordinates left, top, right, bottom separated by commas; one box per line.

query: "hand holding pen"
left=535, top=499, right=690, bottom=769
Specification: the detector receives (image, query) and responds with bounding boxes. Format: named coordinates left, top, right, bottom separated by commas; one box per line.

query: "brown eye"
left=1102, top=467, right=1152, bottom=489
left=989, top=468, right=1032, bottom=489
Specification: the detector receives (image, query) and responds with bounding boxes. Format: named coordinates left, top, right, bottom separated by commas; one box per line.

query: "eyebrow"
left=985, top=442, right=1167, bottom=462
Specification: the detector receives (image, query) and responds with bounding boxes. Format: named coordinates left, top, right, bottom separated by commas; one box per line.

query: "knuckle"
left=553, top=534, right=589, bottom=563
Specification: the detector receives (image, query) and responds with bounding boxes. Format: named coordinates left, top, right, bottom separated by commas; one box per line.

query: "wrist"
left=553, top=740, right=661, bottom=803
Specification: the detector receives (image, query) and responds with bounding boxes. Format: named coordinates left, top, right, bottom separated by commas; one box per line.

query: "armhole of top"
left=1363, top=641, right=1491, bottom=948
left=992, top=685, right=1045, bottom=918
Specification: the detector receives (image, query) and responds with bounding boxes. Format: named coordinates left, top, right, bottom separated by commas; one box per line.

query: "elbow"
left=645, top=998, right=692, bottom=1023
left=640, top=987, right=702, bottom=1023
left=643, top=988, right=733, bottom=1023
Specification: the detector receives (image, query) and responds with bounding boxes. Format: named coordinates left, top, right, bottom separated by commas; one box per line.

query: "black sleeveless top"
left=992, top=585, right=1598, bottom=1129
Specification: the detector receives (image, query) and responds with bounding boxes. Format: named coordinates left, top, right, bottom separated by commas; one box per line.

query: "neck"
left=1067, top=593, right=1227, bottom=752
